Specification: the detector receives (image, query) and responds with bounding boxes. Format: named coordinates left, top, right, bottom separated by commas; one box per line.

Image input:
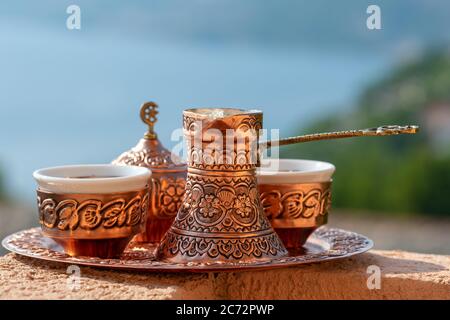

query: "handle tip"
left=407, top=125, right=420, bottom=134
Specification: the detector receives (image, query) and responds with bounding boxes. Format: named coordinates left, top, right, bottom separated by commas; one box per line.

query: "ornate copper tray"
left=2, top=227, right=372, bottom=272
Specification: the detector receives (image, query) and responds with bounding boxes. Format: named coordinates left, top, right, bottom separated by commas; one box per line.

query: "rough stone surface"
left=0, top=250, right=448, bottom=300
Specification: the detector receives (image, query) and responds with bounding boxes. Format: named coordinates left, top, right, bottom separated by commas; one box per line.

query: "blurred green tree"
left=283, top=51, right=450, bottom=216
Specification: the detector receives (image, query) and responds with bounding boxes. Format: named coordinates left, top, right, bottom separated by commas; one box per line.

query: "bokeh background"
left=1, top=0, right=449, bottom=254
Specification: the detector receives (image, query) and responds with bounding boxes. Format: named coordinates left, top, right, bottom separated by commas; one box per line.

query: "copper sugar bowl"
left=112, top=101, right=187, bottom=243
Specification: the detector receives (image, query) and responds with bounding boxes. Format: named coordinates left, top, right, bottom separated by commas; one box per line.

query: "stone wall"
left=0, top=250, right=448, bottom=299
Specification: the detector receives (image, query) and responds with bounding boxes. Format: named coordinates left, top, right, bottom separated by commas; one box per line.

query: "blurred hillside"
left=284, top=51, right=450, bottom=216
left=0, top=166, right=5, bottom=201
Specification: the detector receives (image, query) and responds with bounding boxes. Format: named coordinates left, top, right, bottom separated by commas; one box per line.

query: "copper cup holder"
left=33, top=165, right=151, bottom=258
left=258, top=159, right=335, bottom=249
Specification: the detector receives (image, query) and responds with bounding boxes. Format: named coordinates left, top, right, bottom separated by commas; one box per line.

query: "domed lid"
left=112, top=101, right=186, bottom=172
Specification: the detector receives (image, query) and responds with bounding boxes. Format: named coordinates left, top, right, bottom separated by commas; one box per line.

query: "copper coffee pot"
left=112, top=102, right=187, bottom=243
left=156, top=108, right=288, bottom=263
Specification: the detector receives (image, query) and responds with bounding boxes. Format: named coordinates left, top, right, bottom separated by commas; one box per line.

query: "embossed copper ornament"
left=33, top=165, right=151, bottom=258
left=156, top=108, right=288, bottom=264
left=37, top=189, right=149, bottom=258
left=112, top=101, right=187, bottom=243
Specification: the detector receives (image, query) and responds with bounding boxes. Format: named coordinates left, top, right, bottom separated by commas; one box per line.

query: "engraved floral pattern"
left=40, top=198, right=57, bottom=228
left=162, top=172, right=283, bottom=261
left=55, top=199, right=78, bottom=230
left=102, top=199, right=127, bottom=228
left=199, top=194, right=221, bottom=218
left=159, top=178, right=185, bottom=216
left=233, top=194, right=253, bottom=218
left=174, top=175, right=268, bottom=232
left=78, top=200, right=102, bottom=229
left=260, top=185, right=332, bottom=221
left=37, top=191, right=148, bottom=232
left=125, top=197, right=143, bottom=226
left=113, top=148, right=183, bottom=169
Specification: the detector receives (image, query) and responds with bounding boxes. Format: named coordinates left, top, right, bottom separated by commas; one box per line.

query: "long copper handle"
left=261, top=125, right=419, bottom=149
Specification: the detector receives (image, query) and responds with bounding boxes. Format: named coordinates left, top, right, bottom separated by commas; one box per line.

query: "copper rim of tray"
left=2, top=227, right=372, bottom=272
